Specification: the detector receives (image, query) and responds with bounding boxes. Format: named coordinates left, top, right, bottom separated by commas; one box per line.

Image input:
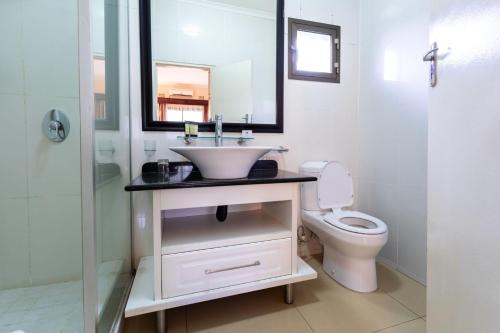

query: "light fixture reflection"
left=383, top=49, right=399, bottom=81
left=137, top=213, right=146, bottom=229
left=182, top=25, right=200, bottom=37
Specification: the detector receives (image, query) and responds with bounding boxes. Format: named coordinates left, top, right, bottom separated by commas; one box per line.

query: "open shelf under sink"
left=161, top=209, right=292, bottom=255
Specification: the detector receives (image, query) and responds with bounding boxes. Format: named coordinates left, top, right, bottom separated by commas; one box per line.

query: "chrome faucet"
left=214, top=114, right=223, bottom=146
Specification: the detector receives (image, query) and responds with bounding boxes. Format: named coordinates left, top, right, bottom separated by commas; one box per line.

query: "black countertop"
left=125, top=161, right=316, bottom=192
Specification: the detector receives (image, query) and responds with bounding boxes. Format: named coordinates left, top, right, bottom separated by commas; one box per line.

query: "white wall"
left=357, top=0, right=429, bottom=284
left=129, top=0, right=361, bottom=266
left=0, top=0, right=82, bottom=289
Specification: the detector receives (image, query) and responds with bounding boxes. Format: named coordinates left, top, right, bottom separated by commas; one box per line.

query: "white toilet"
left=300, top=161, right=388, bottom=293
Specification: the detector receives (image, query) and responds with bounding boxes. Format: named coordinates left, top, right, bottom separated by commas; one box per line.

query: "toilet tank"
left=300, top=161, right=328, bottom=211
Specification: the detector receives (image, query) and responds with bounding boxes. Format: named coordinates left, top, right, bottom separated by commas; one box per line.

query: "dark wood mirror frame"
left=139, top=0, right=284, bottom=133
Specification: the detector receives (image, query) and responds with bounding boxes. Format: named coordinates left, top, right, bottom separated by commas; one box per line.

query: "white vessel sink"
left=169, top=146, right=274, bottom=179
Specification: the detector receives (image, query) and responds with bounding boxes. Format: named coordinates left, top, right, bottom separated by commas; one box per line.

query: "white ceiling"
left=206, top=0, right=276, bottom=14
left=157, top=65, right=210, bottom=85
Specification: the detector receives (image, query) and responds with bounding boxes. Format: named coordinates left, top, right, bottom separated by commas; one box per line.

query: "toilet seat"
left=323, top=210, right=387, bottom=235
left=313, top=162, right=387, bottom=236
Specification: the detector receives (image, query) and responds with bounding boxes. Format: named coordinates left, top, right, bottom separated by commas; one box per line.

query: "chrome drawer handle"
left=205, top=261, right=261, bottom=275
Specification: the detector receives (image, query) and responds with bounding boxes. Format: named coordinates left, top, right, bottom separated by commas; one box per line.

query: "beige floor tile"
left=186, top=287, right=313, bottom=333
left=294, top=272, right=419, bottom=333
left=123, top=307, right=187, bottom=333
left=123, top=258, right=426, bottom=333
left=377, top=264, right=426, bottom=316
left=375, top=318, right=426, bottom=333
left=304, top=254, right=325, bottom=274
left=123, top=313, right=156, bottom=333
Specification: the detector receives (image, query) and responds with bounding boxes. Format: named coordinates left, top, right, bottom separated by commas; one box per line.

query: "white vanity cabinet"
left=124, top=181, right=317, bottom=328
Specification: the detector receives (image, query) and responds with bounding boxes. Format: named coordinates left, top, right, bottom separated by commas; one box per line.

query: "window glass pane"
left=93, top=58, right=106, bottom=121
left=164, top=105, right=205, bottom=122
left=183, top=108, right=205, bottom=122
left=296, top=30, right=332, bottom=73
left=166, top=109, right=183, bottom=122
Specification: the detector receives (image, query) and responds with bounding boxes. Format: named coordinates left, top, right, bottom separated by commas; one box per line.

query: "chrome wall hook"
left=423, top=46, right=439, bottom=62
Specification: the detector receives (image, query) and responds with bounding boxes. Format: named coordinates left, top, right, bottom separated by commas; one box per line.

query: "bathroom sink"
left=169, top=146, right=274, bottom=179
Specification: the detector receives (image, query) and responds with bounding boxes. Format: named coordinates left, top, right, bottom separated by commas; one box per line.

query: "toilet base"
left=322, top=246, right=378, bottom=293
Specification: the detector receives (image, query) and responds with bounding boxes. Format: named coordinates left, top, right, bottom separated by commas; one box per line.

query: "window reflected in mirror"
left=155, top=64, right=210, bottom=122
left=94, top=57, right=106, bottom=121
left=93, top=55, right=119, bottom=130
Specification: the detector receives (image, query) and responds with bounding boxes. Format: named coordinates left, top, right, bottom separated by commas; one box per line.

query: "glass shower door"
left=0, top=0, right=84, bottom=332
left=91, top=0, right=132, bottom=331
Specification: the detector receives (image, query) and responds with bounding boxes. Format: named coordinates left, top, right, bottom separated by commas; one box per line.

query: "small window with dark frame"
left=288, top=18, right=341, bottom=83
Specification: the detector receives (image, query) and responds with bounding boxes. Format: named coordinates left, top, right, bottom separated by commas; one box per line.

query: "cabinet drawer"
left=162, top=238, right=291, bottom=298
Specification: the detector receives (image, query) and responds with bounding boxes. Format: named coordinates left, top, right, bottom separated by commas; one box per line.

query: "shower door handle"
left=423, top=42, right=439, bottom=87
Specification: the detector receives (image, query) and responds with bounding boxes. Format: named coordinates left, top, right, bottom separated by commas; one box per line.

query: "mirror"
left=93, top=0, right=120, bottom=130
left=140, top=0, right=284, bottom=133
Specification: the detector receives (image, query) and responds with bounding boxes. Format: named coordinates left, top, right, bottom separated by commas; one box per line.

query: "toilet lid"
left=317, top=162, right=354, bottom=209
left=323, top=211, right=388, bottom=235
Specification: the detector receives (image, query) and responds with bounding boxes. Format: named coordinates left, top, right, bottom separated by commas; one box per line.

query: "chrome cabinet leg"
left=156, top=310, right=167, bottom=333
left=285, top=284, right=294, bottom=304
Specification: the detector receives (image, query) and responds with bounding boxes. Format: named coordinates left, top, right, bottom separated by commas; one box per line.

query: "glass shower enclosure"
left=0, top=0, right=132, bottom=332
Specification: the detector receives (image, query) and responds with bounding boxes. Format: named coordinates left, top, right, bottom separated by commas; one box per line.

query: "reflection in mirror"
left=142, top=0, right=284, bottom=132
left=155, top=64, right=210, bottom=122
left=93, top=0, right=119, bottom=131
left=94, top=57, right=106, bottom=122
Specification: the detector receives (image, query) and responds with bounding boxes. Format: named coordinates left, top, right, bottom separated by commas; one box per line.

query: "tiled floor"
left=0, top=281, right=83, bottom=333
left=0, top=260, right=123, bottom=333
left=124, top=256, right=427, bottom=333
